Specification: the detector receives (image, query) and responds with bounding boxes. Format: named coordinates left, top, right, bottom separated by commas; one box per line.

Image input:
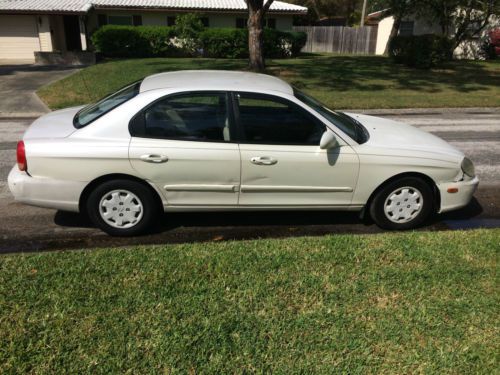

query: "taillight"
left=17, top=141, right=27, bottom=171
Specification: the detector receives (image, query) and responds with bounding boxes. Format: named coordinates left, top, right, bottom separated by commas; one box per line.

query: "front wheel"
left=369, top=177, right=434, bottom=230
left=86, top=179, right=159, bottom=236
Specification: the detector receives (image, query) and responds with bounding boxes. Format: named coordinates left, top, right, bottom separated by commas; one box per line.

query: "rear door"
left=129, top=91, right=240, bottom=206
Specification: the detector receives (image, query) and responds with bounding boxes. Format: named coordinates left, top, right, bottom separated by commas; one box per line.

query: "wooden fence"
left=293, top=26, right=378, bottom=54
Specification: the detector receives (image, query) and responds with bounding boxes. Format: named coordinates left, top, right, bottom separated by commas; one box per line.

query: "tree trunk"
left=384, top=16, right=401, bottom=55
left=248, top=6, right=265, bottom=71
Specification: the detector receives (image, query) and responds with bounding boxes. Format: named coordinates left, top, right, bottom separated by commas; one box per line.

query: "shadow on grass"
left=268, top=55, right=499, bottom=94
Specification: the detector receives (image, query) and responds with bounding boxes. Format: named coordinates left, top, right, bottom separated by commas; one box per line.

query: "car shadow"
left=54, top=196, right=488, bottom=236
left=54, top=209, right=367, bottom=231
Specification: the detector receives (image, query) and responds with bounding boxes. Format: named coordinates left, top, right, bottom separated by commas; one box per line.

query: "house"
left=367, top=9, right=500, bottom=59
left=0, top=0, right=307, bottom=62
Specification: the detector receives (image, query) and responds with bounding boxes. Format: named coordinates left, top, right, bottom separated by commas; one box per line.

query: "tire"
left=86, top=179, right=160, bottom=236
left=369, top=177, right=434, bottom=230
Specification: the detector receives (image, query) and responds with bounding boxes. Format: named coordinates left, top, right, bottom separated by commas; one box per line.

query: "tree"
left=246, top=0, right=275, bottom=71
left=420, top=0, right=500, bottom=49
left=288, top=0, right=363, bottom=25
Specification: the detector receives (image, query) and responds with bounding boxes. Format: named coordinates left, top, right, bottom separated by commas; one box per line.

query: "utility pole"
left=360, top=0, right=367, bottom=26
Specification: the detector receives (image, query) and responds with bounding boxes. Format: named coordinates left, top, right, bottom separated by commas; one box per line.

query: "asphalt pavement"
left=0, top=108, right=499, bottom=253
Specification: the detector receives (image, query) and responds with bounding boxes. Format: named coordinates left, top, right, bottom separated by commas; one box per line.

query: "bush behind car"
left=388, top=34, right=454, bottom=69
left=92, top=25, right=307, bottom=59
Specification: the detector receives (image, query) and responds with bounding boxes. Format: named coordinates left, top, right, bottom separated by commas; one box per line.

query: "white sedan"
left=8, top=71, right=478, bottom=236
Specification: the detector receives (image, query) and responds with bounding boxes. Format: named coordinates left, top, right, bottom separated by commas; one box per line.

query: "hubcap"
left=99, top=190, right=144, bottom=229
left=383, top=186, right=423, bottom=224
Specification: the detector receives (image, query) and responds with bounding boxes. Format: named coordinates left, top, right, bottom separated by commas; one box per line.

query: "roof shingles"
left=0, top=0, right=307, bottom=13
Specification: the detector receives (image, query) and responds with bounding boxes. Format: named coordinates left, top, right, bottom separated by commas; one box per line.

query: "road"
left=0, top=108, right=499, bottom=253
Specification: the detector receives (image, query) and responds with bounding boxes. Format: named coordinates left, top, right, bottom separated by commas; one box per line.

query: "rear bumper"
left=8, top=166, right=84, bottom=212
left=437, top=176, right=479, bottom=213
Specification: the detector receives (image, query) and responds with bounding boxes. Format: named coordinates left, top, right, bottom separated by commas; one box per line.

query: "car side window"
left=131, top=92, right=232, bottom=142
left=235, top=93, right=325, bottom=145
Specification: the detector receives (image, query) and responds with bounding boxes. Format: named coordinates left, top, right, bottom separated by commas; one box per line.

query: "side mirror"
left=320, top=129, right=338, bottom=149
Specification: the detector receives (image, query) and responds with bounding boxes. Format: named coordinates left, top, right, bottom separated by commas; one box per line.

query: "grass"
left=37, top=55, right=500, bottom=110
left=1, top=229, right=499, bottom=373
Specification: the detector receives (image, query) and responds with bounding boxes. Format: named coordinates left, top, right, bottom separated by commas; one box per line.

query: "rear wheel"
left=369, top=177, right=434, bottom=230
left=86, top=179, right=159, bottom=236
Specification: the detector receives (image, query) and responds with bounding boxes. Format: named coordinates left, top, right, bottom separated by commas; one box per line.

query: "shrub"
left=199, top=28, right=249, bottom=58
left=91, top=25, right=178, bottom=57
left=263, top=29, right=307, bottom=58
left=137, top=26, right=178, bottom=56
left=199, top=28, right=307, bottom=58
left=92, top=23, right=307, bottom=59
left=173, top=13, right=206, bottom=55
left=287, top=31, right=308, bottom=57
left=388, top=34, right=453, bottom=68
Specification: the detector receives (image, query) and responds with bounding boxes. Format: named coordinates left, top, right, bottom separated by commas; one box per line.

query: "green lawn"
left=1, top=229, right=498, bottom=373
left=37, top=55, right=500, bottom=110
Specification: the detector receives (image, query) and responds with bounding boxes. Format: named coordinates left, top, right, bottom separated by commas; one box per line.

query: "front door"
left=235, top=92, right=359, bottom=207
left=129, top=92, right=240, bottom=206
left=63, top=15, right=82, bottom=51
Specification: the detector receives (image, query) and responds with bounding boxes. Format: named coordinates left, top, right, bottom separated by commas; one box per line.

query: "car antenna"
left=79, top=68, right=94, bottom=102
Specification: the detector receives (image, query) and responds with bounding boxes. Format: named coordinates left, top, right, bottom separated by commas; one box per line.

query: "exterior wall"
left=454, top=14, right=499, bottom=59
left=375, top=15, right=443, bottom=55
left=50, top=15, right=66, bottom=51
left=87, top=10, right=295, bottom=33
left=38, top=15, right=53, bottom=52
left=375, top=12, right=498, bottom=60
left=412, top=18, right=442, bottom=35
left=375, top=16, right=393, bottom=55
left=276, top=16, right=293, bottom=30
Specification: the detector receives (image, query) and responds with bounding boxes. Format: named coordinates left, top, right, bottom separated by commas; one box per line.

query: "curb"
left=0, top=107, right=498, bottom=120
left=0, top=113, right=46, bottom=120
left=345, top=107, right=500, bottom=116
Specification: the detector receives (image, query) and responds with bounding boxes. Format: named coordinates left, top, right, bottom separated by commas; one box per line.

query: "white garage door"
left=0, top=15, right=40, bottom=60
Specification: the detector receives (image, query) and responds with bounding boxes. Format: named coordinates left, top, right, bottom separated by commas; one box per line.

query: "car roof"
left=139, top=70, right=294, bottom=95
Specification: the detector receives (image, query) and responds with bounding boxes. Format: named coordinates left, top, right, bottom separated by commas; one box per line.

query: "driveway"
left=0, top=109, right=499, bottom=253
left=0, top=61, right=77, bottom=116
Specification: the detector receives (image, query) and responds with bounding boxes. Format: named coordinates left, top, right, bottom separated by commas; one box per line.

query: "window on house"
left=200, top=17, right=209, bottom=27
left=132, top=15, right=142, bottom=26
left=399, top=21, right=414, bottom=36
left=108, top=15, right=133, bottom=26
left=236, top=18, right=247, bottom=29
left=97, top=14, right=107, bottom=27
left=167, top=16, right=176, bottom=26
left=266, top=18, right=276, bottom=29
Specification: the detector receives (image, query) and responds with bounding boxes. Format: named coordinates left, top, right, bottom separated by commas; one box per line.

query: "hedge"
left=91, top=25, right=178, bottom=58
left=199, top=28, right=307, bottom=58
left=388, top=34, right=454, bottom=69
left=91, top=25, right=307, bottom=59
left=198, top=28, right=248, bottom=58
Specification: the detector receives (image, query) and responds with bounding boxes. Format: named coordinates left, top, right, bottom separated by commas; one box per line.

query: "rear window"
left=73, top=81, right=142, bottom=128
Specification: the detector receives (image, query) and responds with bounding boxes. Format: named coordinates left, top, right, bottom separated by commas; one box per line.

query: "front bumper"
left=437, top=176, right=479, bottom=213
left=8, top=166, right=85, bottom=212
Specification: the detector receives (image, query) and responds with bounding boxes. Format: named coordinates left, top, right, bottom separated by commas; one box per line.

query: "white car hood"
left=346, top=113, right=464, bottom=160
left=23, top=106, right=85, bottom=140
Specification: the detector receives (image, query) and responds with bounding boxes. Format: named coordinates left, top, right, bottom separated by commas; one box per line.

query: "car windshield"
left=73, top=81, right=142, bottom=128
left=294, top=89, right=368, bottom=144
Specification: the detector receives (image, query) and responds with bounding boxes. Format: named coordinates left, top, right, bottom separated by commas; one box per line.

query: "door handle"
left=140, top=154, right=169, bottom=163
left=251, top=156, right=277, bottom=165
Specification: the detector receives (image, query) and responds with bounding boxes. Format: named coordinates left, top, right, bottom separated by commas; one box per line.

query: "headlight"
left=461, top=157, right=475, bottom=177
